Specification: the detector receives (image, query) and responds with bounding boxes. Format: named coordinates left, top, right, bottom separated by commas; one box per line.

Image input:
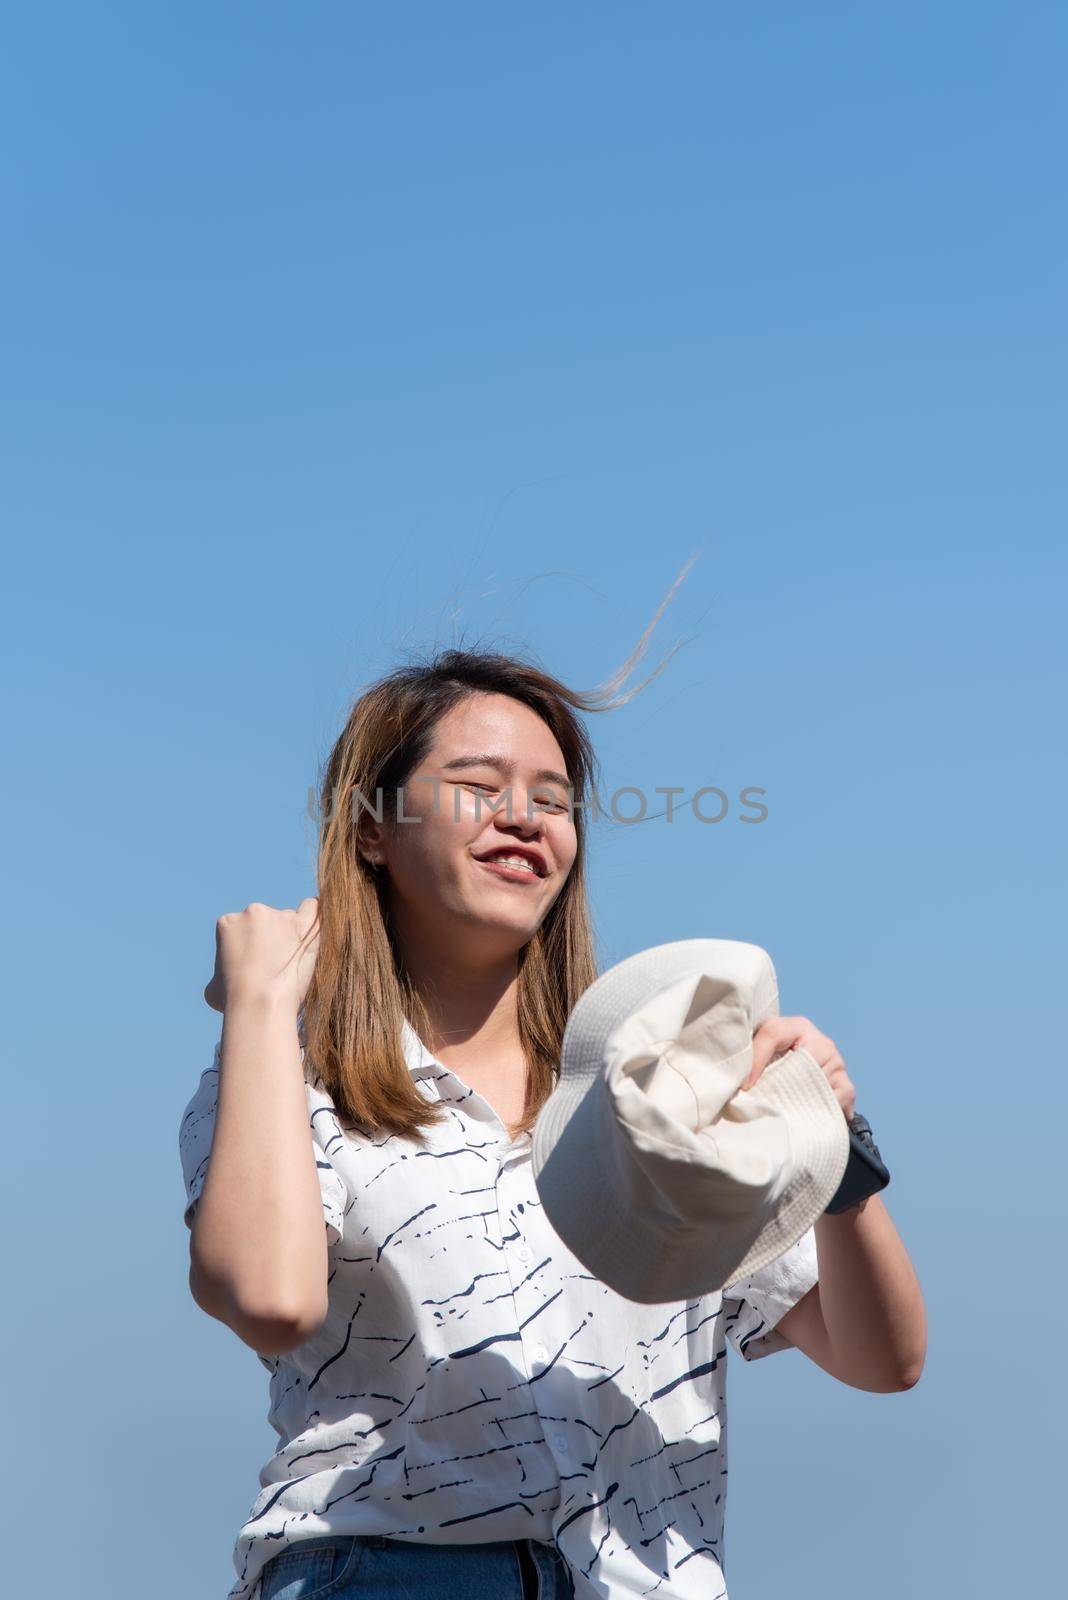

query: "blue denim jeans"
left=257, top=1532, right=577, bottom=1599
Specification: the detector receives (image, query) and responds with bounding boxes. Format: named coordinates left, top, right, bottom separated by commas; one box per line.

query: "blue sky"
left=3, top=4, right=1064, bottom=1596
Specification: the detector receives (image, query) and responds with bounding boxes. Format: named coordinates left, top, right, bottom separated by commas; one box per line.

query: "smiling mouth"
left=475, top=857, right=545, bottom=884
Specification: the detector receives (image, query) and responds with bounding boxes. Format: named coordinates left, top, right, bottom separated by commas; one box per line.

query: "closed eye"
left=461, top=781, right=567, bottom=813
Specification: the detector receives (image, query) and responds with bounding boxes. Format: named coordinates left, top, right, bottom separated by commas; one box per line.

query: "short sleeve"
left=178, top=1039, right=351, bottom=1246
left=721, top=1225, right=820, bottom=1362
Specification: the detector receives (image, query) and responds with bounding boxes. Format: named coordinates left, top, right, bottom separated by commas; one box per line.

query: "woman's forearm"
left=189, top=991, right=329, bottom=1349
left=812, top=1192, right=927, bottom=1390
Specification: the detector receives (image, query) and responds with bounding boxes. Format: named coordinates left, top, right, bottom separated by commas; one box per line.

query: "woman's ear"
left=355, top=807, right=386, bottom=870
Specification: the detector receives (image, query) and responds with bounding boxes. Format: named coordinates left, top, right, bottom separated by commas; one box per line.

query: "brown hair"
left=300, top=560, right=696, bottom=1144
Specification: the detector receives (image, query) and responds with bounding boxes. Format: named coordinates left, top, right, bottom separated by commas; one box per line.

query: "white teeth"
left=484, top=855, right=539, bottom=875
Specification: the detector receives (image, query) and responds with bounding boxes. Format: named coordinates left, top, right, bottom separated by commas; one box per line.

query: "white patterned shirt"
left=178, top=1019, right=820, bottom=1600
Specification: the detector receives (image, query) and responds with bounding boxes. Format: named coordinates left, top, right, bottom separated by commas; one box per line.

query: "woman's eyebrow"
left=440, top=753, right=570, bottom=787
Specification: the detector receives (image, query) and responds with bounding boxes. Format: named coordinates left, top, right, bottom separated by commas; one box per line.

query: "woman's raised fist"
left=203, top=897, right=321, bottom=1016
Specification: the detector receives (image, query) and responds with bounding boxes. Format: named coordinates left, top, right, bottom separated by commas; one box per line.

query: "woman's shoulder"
left=301, top=1051, right=393, bottom=1155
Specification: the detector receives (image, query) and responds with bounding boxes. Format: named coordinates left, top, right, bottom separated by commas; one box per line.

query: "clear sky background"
left=4, top=4, right=1064, bottom=1596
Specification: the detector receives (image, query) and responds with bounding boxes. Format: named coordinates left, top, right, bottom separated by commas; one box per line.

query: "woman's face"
left=362, top=692, right=579, bottom=961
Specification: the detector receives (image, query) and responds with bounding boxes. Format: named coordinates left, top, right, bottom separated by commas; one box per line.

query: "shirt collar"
left=400, top=1017, right=533, bottom=1158
left=401, top=1016, right=446, bottom=1078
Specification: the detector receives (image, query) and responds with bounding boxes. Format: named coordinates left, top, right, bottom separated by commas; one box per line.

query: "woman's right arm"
left=188, top=900, right=329, bottom=1356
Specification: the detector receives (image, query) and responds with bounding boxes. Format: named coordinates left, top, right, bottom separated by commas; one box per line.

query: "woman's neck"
left=399, top=934, right=524, bottom=1073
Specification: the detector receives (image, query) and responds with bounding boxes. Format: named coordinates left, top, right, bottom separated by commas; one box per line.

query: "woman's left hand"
left=742, top=1016, right=856, bottom=1121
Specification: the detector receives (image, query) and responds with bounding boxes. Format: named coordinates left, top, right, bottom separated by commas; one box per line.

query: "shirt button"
left=552, top=1434, right=569, bottom=1452
left=515, top=1244, right=532, bottom=1263
left=532, top=1345, right=549, bottom=1366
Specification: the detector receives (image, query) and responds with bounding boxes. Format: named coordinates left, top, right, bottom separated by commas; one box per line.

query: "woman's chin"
left=459, top=903, right=541, bottom=948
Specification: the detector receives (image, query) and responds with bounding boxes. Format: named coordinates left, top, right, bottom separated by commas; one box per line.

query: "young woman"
left=180, top=644, right=925, bottom=1600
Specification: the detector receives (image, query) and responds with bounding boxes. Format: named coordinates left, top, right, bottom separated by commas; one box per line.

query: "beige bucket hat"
left=531, top=938, right=850, bottom=1303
